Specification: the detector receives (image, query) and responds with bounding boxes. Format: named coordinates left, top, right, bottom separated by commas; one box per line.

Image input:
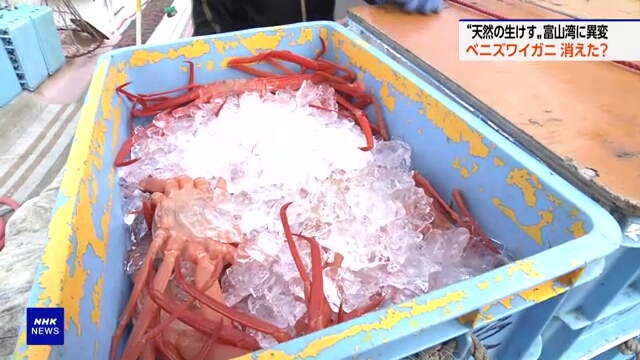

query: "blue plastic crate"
left=554, top=218, right=640, bottom=327
left=13, top=22, right=621, bottom=360
left=536, top=218, right=640, bottom=359
left=0, top=44, right=21, bottom=107
left=540, top=301, right=640, bottom=359
left=0, top=9, right=48, bottom=90
left=593, top=335, right=640, bottom=360
left=2, top=5, right=65, bottom=74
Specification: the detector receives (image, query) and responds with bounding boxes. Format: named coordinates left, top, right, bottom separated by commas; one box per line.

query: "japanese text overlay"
left=459, top=20, right=640, bottom=61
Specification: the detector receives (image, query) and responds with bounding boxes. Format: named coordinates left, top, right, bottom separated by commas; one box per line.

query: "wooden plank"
left=348, top=2, right=640, bottom=215
left=526, top=0, right=639, bottom=19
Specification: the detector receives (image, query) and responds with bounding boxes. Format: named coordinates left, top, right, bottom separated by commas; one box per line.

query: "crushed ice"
left=119, top=81, right=509, bottom=347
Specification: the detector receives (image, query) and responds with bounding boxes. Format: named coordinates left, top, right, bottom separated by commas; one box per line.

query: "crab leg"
left=148, top=278, right=259, bottom=351
left=264, top=57, right=297, bottom=75
left=452, top=189, right=499, bottom=254
left=227, top=63, right=282, bottom=78
left=413, top=173, right=461, bottom=225
left=110, top=228, right=170, bottom=360
left=194, top=336, right=218, bottom=360
left=279, top=202, right=312, bottom=300
left=141, top=316, right=159, bottom=360
left=228, top=49, right=352, bottom=80
left=122, top=179, right=190, bottom=360
left=120, top=235, right=183, bottom=360
left=114, top=118, right=162, bottom=168
left=130, top=88, right=201, bottom=117
left=173, top=259, right=293, bottom=343
left=292, top=233, right=332, bottom=332
left=189, top=246, right=230, bottom=325
left=302, top=37, right=328, bottom=73
left=155, top=339, right=182, bottom=360
left=334, top=95, right=374, bottom=151
left=141, top=254, right=222, bottom=346
left=116, top=62, right=200, bottom=113
left=332, top=82, right=388, bottom=141
left=317, top=58, right=356, bottom=82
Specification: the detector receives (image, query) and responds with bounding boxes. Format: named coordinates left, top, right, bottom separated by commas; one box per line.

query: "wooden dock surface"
left=349, top=1, right=640, bottom=214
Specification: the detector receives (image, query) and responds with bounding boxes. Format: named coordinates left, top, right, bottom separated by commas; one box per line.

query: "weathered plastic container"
left=0, top=44, right=21, bottom=107
left=13, top=22, right=622, bottom=360
left=2, top=5, right=65, bottom=75
left=593, top=334, right=640, bottom=360
left=538, top=219, right=640, bottom=359
left=0, top=7, right=49, bottom=90
left=540, top=290, right=640, bottom=359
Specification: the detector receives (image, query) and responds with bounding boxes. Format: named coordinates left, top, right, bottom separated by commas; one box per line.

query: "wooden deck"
left=349, top=0, right=640, bottom=215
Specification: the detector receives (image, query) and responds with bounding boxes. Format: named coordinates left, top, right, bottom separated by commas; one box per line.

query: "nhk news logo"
left=26, top=307, right=64, bottom=345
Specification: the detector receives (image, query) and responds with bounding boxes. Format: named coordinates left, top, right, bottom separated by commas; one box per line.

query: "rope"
left=407, top=335, right=489, bottom=360
left=446, top=0, right=640, bottom=73
left=619, top=338, right=640, bottom=360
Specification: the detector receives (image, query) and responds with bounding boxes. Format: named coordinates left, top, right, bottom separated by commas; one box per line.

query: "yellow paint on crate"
left=294, top=27, right=314, bottom=45
left=379, top=82, right=396, bottom=112
left=498, top=296, right=514, bottom=309
left=91, top=277, right=104, bottom=324
left=492, top=198, right=553, bottom=246
left=507, top=168, right=543, bottom=207
left=472, top=162, right=479, bottom=173
left=547, top=193, right=562, bottom=206
left=212, top=38, right=240, bottom=54
left=569, top=220, right=586, bottom=238
left=460, top=261, right=581, bottom=325
left=477, top=282, right=490, bottom=290
left=328, top=32, right=489, bottom=158
left=507, top=260, right=543, bottom=279
left=559, top=263, right=586, bottom=287
left=237, top=291, right=467, bottom=360
left=206, top=60, right=214, bottom=70
left=458, top=304, right=493, bottom=327
left=13, top=61, right=112, bottom=359
left=237, top=29, right=286, bottom=54
left=452, top=158, right=470, bottom=178
left=518, top=280, right=567, bottom=303
left=493, top=156, right=505, bottom=167
left=556, top=268, right=585, bottom=287
left=571, top=207, right=580, bottom=218
left=217, top=29, right=288, bottom=67
left=128, top=39, right=211, bottom=67
left=66, top=65, right=123, bottom=332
